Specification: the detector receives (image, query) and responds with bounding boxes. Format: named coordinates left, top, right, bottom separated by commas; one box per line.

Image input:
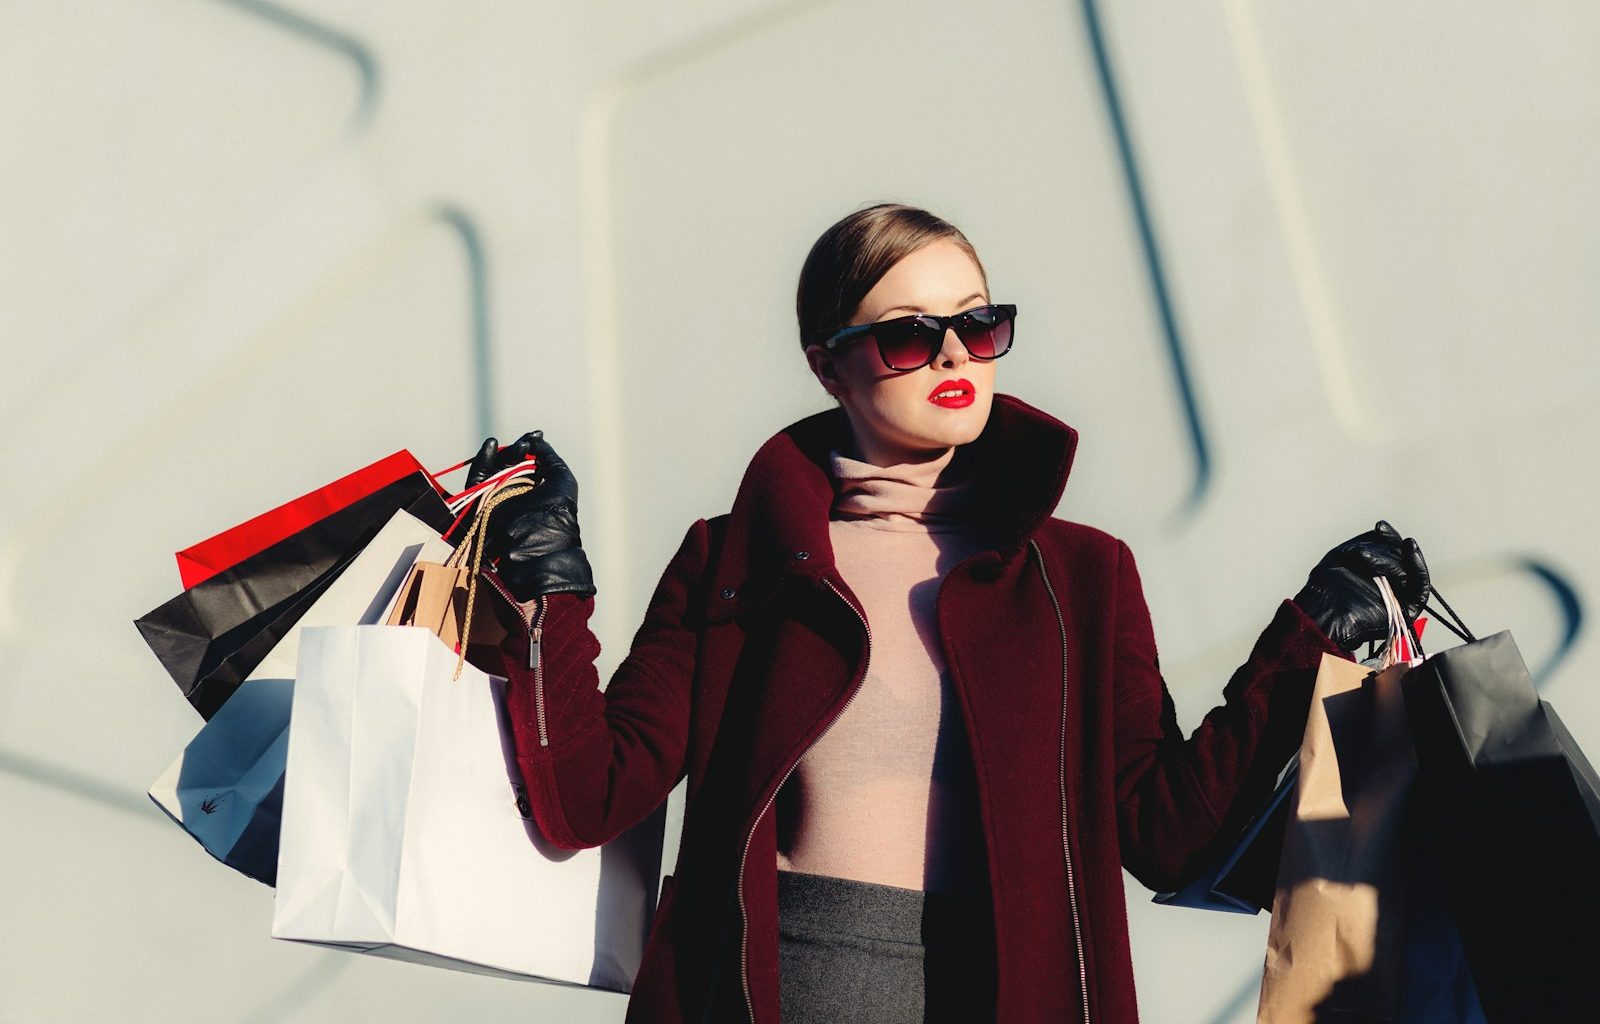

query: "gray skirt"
left=775, top=869, right=997, bottom=1024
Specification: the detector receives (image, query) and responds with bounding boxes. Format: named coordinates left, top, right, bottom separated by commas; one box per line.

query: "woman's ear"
left=804, top=344, right=846, bottom=396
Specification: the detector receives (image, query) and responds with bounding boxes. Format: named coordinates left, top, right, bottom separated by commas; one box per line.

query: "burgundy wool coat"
left=488, top=393, right=1346, bottom=1023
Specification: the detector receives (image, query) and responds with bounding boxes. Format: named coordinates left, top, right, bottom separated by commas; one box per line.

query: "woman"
left=468, top=203, right=1429, bottom=1023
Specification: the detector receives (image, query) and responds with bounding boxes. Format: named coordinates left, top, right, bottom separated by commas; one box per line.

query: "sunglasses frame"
left=811, top=303, right=1018, bottom=371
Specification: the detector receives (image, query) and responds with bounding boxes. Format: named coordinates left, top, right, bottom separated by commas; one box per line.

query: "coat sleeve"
left=1110, top=538, right=1346, bottom=891
left=490, top=518, right=711, bottom=850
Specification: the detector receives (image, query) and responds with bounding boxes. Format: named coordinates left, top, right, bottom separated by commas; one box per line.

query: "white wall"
left=3, top=1, right=1595, bottom=1020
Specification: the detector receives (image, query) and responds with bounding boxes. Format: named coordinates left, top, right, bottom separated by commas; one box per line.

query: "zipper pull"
left=528, top=625, right=542, bottom=670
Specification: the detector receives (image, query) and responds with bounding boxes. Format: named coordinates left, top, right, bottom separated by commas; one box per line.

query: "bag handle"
left=444, top=460, right=539, bottom=515
left=1423, top=586, right=1476, bottom=645
left=427, top=453, right=541, bottom=516
left=1374, top=576, right=1420, bottom=667
left=439, top=475, right=535, bottom=680
left=1367, top=578, right=1478, bottom=664
left=432, top=456, right=540, bottom=542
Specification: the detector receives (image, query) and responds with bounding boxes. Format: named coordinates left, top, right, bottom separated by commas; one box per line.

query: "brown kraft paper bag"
left=1256, top=650, right=1417, bottom=1024
left=385, top=478, right=531, bottom=675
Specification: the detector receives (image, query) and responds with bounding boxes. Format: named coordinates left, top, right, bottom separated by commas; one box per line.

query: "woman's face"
left=804, top=238, right=996, bottom=466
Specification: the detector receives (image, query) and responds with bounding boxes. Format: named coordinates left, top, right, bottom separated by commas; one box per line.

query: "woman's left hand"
left=1293, top=519, right=1430, bottom=652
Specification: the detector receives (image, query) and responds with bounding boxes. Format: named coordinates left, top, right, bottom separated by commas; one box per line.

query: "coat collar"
left=707, top=393, right=1079, bottom=610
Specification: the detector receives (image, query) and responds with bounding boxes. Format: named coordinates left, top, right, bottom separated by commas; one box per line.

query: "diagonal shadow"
left=431, top=204, right=496, bottom=444
left=1516, top=556, right=1583, bottom=686
left=0, top=747, right=153, bottom=820
left=210, top=0, right=381, bottom=132
left=1078, top=0, right=1213, bottom=522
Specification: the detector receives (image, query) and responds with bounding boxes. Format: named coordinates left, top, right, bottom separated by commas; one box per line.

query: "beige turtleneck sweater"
left=773, top=443, right=997, bottom=895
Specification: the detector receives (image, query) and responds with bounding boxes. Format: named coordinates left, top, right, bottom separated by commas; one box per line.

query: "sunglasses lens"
left=875, top=319, right=942, bottom=370
left=866, top=306, right=1014, bottom=368
left=958, top=307, right=1013, bottom=360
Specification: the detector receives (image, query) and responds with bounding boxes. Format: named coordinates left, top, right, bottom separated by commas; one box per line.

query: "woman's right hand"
left=467, top=430, right=596, bottom=602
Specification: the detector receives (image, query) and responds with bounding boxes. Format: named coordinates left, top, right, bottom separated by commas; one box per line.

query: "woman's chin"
left=928, top=400, right=990, bottom=441
left=910, top=416, right=986, bottom=451
left=851, top=398, right=992, bottom=460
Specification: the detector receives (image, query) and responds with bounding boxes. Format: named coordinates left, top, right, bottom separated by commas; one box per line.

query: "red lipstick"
left=927, top=378, right=975, bottom=409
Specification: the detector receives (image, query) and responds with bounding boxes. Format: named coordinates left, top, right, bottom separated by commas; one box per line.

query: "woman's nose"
left=936, top=327, right=968, bottom=367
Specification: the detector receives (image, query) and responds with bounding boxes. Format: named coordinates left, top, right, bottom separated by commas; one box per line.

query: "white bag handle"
left=446, top=461, right=540, bottom=514
left=1373, top=575, right=1418, bottom=668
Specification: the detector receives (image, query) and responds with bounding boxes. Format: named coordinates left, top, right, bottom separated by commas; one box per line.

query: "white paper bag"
left=272, top=624, right=663, bottom=991
left=147, top=509, right=453, bottom=883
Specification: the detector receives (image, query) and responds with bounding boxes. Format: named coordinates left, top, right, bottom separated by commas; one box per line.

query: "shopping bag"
left=1153, top=755, right=1298, bottom=914
left=1400, top=629, right=1600, bottom=1023
left=272, top=624, right=664, bottom=990
left=1156, top=624, right=1439, bottom=916
left=135, top=471, right=453, bottom=718
left=147, top=508, right=454, bottom=884
left=1258, top=579, right=1417, bottom=1024
left=1395, top=811, right=1487, bottom=1024
left=176, top=450, right=435, bottom=589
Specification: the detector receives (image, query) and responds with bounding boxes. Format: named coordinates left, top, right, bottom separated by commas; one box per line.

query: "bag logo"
left=200, top=795, right=224, bottom=814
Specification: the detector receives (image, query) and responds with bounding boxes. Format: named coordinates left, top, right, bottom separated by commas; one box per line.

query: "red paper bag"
left=176, top=450, right=438, bottom=588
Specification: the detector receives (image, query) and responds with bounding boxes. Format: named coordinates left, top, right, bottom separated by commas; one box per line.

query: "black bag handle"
left=1363, top=582, right=1477, bottom=663
left=1424, top=585, right=1477, bottom=645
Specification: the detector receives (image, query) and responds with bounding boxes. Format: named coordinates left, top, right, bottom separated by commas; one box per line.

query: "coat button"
left=792, top=550, right=810, bottom=561
left=720, top=587, right=737, bottom=600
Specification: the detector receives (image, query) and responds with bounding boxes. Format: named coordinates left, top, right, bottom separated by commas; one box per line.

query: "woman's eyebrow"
left=878, top=291, right=987, bottom=317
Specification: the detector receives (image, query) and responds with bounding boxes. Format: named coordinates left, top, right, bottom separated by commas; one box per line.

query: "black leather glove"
left=1293, top=519, right=1430, bottom=653
left=466, top=430, right=596, bottom=603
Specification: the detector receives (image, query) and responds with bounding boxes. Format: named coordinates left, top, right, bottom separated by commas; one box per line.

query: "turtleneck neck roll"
left=827, top=443, right=984, bottom=533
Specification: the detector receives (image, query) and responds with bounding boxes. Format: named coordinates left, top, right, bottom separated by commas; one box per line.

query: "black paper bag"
left=136, top=471, right=454, bottom=717
left=1401, top=630, right=1600, bottom=1024
left=1152, top=755, right=1297, bottom=914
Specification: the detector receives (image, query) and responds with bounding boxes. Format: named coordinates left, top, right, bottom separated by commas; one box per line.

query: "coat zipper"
left=737, top=576, right=872, bottom=1024
left=529, top=599, right=548, bottom=746
left=1029, top=538, right=1091, bottom=1024
left=479, top=572, right=550, bottom=747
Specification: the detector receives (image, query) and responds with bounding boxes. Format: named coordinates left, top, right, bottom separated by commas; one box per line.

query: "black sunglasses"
left=810, top=303, right=1017, bottom=371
